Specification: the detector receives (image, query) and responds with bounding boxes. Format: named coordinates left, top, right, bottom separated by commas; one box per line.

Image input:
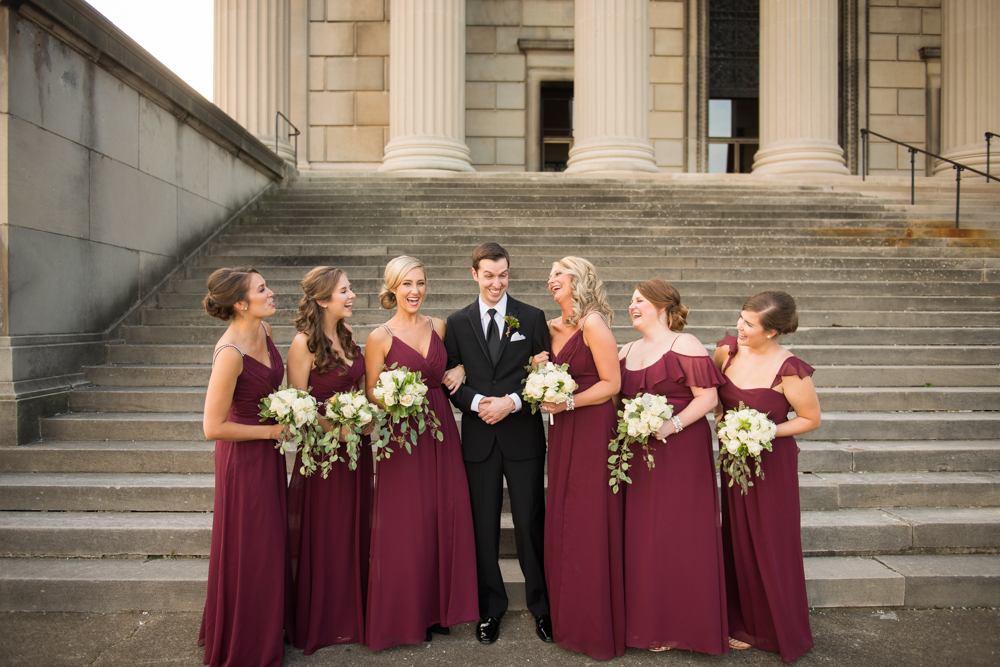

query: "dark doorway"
left=541, top=82, right=573, bottom=172
left=708, top=0, right=759, bottom=173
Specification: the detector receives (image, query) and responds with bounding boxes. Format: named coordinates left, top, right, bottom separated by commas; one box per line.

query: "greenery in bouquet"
left=321, top=390, right=387, bottom=473
left=717, top=401, right=777, bottom=495
left=259, top=385, right=322, bottom=465
left=522, top=359, right=577, bottom=424
left=371, top=363, right=443, bottom=461
left=608, top=392, right=674, bottom=494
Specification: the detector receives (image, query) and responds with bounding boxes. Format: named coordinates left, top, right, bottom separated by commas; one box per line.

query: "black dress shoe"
left=535, top=614, right=554, bottom=642
left=429, top=623, right=450, bottom=635
left=476, top=617, right=500, bottom=644
left=425, top=627, right=432, bottom=642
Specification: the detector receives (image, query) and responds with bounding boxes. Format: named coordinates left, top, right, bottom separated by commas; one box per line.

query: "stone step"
left=802, top=412, right=1000, bottom=441
left=3, top=506, right=996, bottom=560
left=102, top=341, right=1000, bottom=367
left=0, top=473, right=215, bottom=511
left=0, top=441, right=214, bottom=474
left=140, top=306, right=1000, bottom=329
left=801, top=472, right=1000, bottom=510
left=168, top=275, right=1000, bottom=297
left=68, top=387, right=207, bottom=413
left=121, top=324, right=1000, bottom=347
left=40, top=413, right=205, bottom=442
left=156, top=291, right=1000, bottom=313
left=800, top=441, right=1000, bottom=474
left=3, top=553, right=998, bottom=612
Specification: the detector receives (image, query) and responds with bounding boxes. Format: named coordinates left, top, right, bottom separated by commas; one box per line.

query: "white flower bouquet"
left=371, top=363, right=442, bottom=461
left=259, top=385, right=322, bottom=460
left=607, top=393, right=674, bottom=494
left=522, top=360, right=578, bottom=425
left=321, top=390, right=386, bottom=474
left=717, top=401, right=777, bottom=495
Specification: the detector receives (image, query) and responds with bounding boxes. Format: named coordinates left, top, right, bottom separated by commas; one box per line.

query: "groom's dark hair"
left=472, top=242, right=510, bottom=271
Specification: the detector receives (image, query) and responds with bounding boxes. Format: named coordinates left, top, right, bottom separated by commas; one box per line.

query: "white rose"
left=399, top=394, right=414, bottom=407
left=627, top=423, right=639, bottom=437
left=338, top=393, right=353, bottom=406
left=352, top=395, right=367, bottom=409
left=747, top=441, right=763, bottom=456
left=341, top=404, right=356, bottom=419
left=648, top=416, right=664, bottom=431
left=379, top=371, right=395, bottom=387
left=384, top=393, right=396, bottom=407
left=358, top=410, right=373, bottom=425
left=543, top=389, right=557, bottom=402
left=726, top=439, right=741, bottom=454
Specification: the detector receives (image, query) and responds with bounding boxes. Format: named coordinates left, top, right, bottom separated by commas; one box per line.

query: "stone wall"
left=0, top=0, right=285, bottom=444
left=866, top=0, right=941, bottom=177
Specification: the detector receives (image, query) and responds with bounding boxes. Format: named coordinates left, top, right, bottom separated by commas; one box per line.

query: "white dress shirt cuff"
left=508, top=393, right=522, bottom=413
left=471, top=394, right=485, bottom=413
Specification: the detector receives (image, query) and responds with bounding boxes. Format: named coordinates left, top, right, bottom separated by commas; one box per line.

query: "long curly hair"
left=555, top=256, right=614, bottom=328
left=293, top=266, right=358, bottom=374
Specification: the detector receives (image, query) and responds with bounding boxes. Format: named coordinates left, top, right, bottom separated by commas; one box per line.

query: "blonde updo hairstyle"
left=555, top=256, right=614, bottom=327
left=636, top=279, right=689, bottom=331
left=379, top=255, right=427, bottom=310
left=293, top=266, right=359, bottom=374
left=742, top=290, right=799, bottom=336
left=202, top=266, right=259, bottom=321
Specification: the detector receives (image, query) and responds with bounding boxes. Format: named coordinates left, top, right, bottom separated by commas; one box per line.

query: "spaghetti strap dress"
left=365, top=322, right=478, bottom=651
left=717, top=335, right=815, bottom=663
left=286, top=353, right=374, bottom=654
left=545, top=318, right=625, bottom=661
left=619, top=346, right=729, bottom=654
left=199, top=333, right=288, bottom=667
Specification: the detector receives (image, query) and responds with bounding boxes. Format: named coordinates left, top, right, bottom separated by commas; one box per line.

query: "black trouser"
left=465, top=441, right=549, bottom=619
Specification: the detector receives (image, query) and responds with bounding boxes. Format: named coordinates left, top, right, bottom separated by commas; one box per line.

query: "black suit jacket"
left=444, top=296, right=550, bottom=463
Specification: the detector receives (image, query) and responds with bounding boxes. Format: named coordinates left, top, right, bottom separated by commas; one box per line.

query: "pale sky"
left=86, top=0, right=214, bottom=101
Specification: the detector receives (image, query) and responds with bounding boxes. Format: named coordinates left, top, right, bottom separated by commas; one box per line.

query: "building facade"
left=214, top=0, right=999, bottom=178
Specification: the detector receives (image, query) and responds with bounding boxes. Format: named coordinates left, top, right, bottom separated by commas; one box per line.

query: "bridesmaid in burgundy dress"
left=285, top=266, right=374, bottom=654
left=712, top=291, right=821, bottom=663
left=199, top=267, right=288, bottom=667
left=617, top=280, right=728, bottom=654
left=363, top=256, right=478, bottom=651
left=532, top=256, right=623, bottom=661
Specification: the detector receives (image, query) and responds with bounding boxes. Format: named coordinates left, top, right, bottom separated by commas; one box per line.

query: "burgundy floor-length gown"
left=365, top=323, right=478, bottom=651
left=286, top=354, right=374, bottom=654
left=199, top=334, right=287, bottom=667
left=620, top=347, right=729, bottom=654
left=717, top=335, right=815, bottom=663
left=545, top=321, right=625, bottom=661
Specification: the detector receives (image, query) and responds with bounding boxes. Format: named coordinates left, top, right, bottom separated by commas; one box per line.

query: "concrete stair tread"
left=0, top=472, right=214, bottom=487
left=0, top=511, right=211, bottom=530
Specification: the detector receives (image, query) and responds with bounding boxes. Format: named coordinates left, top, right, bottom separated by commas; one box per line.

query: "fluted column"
left=214, top=0, right=293, bottom=161
left=565, top=0, right=657, bottom=173
left=380, top=0, right=472, bottom=172
left=752, top=0, right=847, bottom=175
left=935, top=0, right=1000, bottom=176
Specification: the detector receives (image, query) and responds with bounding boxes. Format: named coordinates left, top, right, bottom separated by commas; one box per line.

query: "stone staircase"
left=2, top=173, right=999, bottom=613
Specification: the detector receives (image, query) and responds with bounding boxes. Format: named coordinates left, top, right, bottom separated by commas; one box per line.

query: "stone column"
left=214, top=0, right=294, bottom=161
left=935, top=0, right=1000, bottom=176
left=380, top=0, right=473, bottom=172
left=752, top=0, right=847, bottom=175
left=566, top=0, right=657, bottom=173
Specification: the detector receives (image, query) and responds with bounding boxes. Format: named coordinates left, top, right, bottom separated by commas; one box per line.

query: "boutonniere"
left=503, top=315, right=520, bottom=338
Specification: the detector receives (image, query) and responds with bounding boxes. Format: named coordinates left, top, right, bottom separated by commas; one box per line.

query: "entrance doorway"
left=707, top=0, right=759, bottom=173
left=540, top=82, right=574, bottom=172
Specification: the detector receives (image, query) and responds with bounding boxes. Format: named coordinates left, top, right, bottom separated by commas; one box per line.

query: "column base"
left=752, top=139, right=849, bottom=175
left=380, top=136, right=474, bottom=173
left=565, top=137, right=659, bottom=174
left=257, top=137, right=296, bottom=164
left=933, top=146, right=990, bottom=177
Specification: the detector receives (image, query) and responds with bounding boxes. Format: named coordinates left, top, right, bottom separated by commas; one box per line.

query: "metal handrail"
left=275, top=111, right=300, bottom=163
left=860, top=128, right=999, bottom=228
left=987, top=132, right=999, bottom=182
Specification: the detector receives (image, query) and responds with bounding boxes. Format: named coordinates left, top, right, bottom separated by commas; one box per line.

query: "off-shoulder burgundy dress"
left=717, top=335, right=815, bottom=663
left=545, top=318, right=625, bottom=660
left=619, top=344, right=728, bottom=654
left=365, top=322, right=478, bottom=651
left=286, top=353, right=374, bottom=654
left=199, top=333, right=287, bottom=667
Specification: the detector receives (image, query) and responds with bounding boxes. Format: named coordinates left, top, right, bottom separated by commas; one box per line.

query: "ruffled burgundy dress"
left=717, top=335, right=815, bottom=663
left=286, top=353, right=374, bottom=654
left=365, top=326, right=478, bottom=651
left=545, top=324, right=625, bottom=661
left=199, top=334, right=287, bottom=667
left=619, top=347, right=729, bottom=654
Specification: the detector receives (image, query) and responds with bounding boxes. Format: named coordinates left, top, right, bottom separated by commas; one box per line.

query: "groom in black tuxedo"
left=444, top=243, right=552, bottom=644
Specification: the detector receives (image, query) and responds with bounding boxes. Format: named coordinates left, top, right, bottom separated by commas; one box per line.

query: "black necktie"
left=486, top=308, right=500, bottom=363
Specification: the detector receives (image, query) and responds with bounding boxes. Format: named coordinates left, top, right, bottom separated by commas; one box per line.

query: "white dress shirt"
left=470, top=294, right=522, bottom=414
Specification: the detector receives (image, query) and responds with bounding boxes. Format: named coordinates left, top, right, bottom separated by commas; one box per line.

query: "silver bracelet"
left=566, top=394, right=575, bottom=411
left=670, top=416, right=683, bottom=433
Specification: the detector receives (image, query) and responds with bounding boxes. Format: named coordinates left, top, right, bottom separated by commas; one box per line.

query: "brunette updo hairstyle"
left=636, top=279, right=689, bottom=331
left=202, top=266, right=259, bottom=321
left=742, top=290, right=799, bottom=336
left=293, top=266, right=359, bottom=374
left=379, top=255, right=426, bottom=309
